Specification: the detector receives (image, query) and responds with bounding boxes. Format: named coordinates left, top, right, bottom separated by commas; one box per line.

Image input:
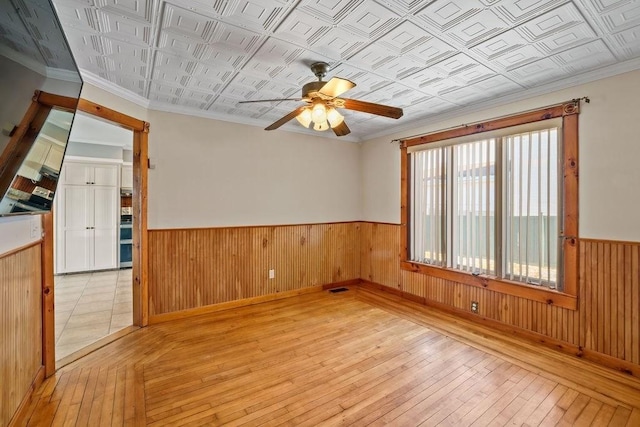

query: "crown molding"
left=79, top=69, right=151, bottom=109
left=46, top=67, right=82, bottom=83
left=364, top=56, right=640, bottom=142
left=0, top=45, right=47, bottom=77
left=0, top=45, right=81, bottom=83
left=77, top=56, right=640, bottom=145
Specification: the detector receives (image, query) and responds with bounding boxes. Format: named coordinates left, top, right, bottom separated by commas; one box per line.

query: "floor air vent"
left=329, top=287, right=349, bottom=293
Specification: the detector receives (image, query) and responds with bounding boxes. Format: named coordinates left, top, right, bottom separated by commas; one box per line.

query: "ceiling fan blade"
left=239, top=98, right=303, bottom=104
left=319, top=77, right=356, bottom=98
left=265, top=106, right=307, bottom=130
left=332, top=120, right=351, bottom=137
left=340, top=98, right=403, bottom=119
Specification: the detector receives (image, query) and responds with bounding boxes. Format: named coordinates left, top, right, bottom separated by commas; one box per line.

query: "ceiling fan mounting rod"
left=310, top=61, right=330, bottom=81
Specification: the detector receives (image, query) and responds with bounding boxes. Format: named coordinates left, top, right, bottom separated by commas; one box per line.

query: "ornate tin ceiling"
left=50, top=0, right=640, bottom=140
left=0, top=0, right=78, bottom=73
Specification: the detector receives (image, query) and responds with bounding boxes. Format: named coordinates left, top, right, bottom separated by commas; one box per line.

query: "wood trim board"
left=41, top=213, right=55, bottom=377
left=148, top=220, right=364, bottom=232
left=0, top=240, right=41, bottom=260
left=400, top=261, right=578, bottom=310
left=401, top=104, right=566, bottom=148
left=149, top=286, right=324, bottom=324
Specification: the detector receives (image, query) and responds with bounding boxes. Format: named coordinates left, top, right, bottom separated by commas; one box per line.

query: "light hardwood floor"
left=21, top=286, right=640, bottom=426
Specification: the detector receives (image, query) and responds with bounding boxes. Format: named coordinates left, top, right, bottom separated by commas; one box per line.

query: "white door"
left=93, top=165, right=118, bottom=186
left=92, top=186, right=118, bottom=270
left=61, top=186, right=92, bottom=272
left=63, top=163, right=91, bottom=185
left=55, top=162, right=120, bottom=273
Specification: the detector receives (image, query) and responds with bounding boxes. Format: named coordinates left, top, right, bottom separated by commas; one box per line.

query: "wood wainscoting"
left=148, top=222, right=361, bottom=318
left=359, top=222, right=640, bottom=376
left=0, top=243, right=43, bottom=426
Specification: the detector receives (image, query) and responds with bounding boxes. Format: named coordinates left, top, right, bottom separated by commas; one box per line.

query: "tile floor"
left=55, top=269, right=133, bottom=361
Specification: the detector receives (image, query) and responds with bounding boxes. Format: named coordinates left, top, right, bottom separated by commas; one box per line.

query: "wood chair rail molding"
left=399, top=100, right=581, bottom=309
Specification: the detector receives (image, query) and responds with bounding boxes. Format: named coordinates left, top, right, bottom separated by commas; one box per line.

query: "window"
left=410, top=128, right=558, bottom=288
left=401, top=102, right=580, bottom=308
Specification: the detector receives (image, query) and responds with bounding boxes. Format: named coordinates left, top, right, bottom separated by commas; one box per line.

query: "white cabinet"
left=44, top=145, right=64, bottom=171
left=17, top=139, right=66, bottom=180
left=17, top=139, right=48, bottom=180
left=55, top=162, right=118, bottom=273
left=62, top=162, right=118, bottom=186
left=121, top=165, right=133, bottom=189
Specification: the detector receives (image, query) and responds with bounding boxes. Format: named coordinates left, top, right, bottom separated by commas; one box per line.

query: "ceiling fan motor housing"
left=301, top=81, right=328, bottom=100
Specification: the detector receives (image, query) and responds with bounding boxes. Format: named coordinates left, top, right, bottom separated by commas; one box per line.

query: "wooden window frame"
left=400, top=101, right=580, bottom=310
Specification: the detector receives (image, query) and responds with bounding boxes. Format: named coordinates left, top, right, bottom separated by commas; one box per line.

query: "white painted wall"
left=0, top=57, right=45, bottom=155
left=0, top=215, right=41, bottom=256
left=66, top=141, right=124, bottom=160
left=147, top=110, right=361, bottom=228
left=0, top=55, right=81, bottom=156
left=361, top=69, right=640, bottom=242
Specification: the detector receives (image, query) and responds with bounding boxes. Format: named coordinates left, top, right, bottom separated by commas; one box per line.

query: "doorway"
left=53, top=112, right=134, bottom=362
left=42, top=99, right=149, bottom=373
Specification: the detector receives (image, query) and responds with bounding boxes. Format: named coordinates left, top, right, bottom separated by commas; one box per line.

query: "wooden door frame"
left=42, top=99, right=149, bottom=376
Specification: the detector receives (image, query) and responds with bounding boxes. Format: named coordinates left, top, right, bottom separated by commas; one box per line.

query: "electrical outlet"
left=268, top=269, right=275, bottom=279
left=471, top=301, right=479, bottom=313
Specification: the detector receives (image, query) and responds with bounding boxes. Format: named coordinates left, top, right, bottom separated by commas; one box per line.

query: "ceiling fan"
left=239, top=62, right=403, bottom=137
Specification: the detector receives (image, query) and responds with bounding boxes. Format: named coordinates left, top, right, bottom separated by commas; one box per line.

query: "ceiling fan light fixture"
left=313, top=120, right=329, bottom=131
left=312, top=102, right=327, bottom=123
left=296, top=108, right=312, bottom=128
left=256, top=62, right=402, bottom=137
left=327, top=107, right=344, bottom=128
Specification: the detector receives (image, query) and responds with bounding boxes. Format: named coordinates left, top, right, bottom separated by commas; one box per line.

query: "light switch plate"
left=30, top=216, right=40, bottom=238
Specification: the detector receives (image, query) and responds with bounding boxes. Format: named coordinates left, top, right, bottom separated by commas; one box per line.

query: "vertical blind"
left=452, top=139, right=496, bottom=276
left=503, top=128, right=559, bottom=288
left=408, top=127, right=561, bottom=290
left=410, top=147, right=446, bottom=266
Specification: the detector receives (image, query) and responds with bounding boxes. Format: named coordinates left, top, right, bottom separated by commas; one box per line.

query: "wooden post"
left=41, top=213, right=55, bottom=376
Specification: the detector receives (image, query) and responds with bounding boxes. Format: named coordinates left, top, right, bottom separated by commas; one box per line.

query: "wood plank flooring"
left=21, top=286, right=640, bottom=426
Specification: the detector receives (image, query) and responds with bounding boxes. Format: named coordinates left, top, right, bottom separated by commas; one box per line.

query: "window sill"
left=400, top=261, right=577, bottom=311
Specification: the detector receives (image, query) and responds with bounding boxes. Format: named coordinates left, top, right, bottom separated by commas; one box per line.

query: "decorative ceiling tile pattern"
left=1, top=0, right=77, bottom=70
left=48, top=0, right=640, bottom=140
